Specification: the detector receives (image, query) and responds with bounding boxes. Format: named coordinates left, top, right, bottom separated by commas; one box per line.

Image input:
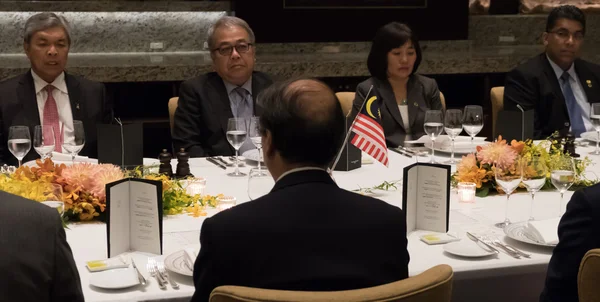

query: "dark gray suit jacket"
left=352, top=75, right=442, bottom=148
left=0, top=71, right=113, bottom=165
left=0, top=191, right=83, bottom=302
left=172, top=71, right=273, bottom=157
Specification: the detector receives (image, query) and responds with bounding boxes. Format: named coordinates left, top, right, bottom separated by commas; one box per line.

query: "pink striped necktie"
left=43, top=85, right=62, bottom=152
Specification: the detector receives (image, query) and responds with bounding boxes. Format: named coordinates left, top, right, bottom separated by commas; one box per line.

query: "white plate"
left=427, top=142, right=488, bottom=155
left=581, top=131, right=600, bottom=142
left=164, top=250, right=194, bottom=277
left=442, top=240, right=496, bottom=258
left=405, top=135, right=486, bottom=145
left=24, top=157, right=159, bottom=168
left=242, top=149, right=263, bottom=162
left=89, top=267, right=140, bottom=289
left=504, top=222, right=557, bottom=247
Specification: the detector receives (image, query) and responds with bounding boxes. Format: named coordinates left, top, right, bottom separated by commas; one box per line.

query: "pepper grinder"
left=564, top=134, right=580, bottom=158
left=158, top=149, right=173, bottom=177
left=176, top=148, right=193, bottom=178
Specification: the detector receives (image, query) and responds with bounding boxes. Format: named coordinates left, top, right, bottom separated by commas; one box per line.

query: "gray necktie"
left=233, top=87, right=254, bottom=153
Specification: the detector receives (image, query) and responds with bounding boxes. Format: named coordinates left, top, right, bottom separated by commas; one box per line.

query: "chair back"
left=168, top=97, right=179, bottom=134
left=440, top=91, right=446, bottom=110
left=579, top=248, right=600, bottom=302
left=335, top=92, right=355, bottom=117
left=210, top=264, right=453, bottom=302
left=490, top=87, right=505, bottom=136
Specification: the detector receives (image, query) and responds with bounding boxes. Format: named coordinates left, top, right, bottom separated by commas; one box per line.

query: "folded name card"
left=402, top=163, right=451, bottom=234
left=106, top=178, right=163, bottom=258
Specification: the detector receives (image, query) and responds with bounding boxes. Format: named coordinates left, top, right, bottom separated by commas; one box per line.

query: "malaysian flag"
left=350, top=94, right=389, bottom=167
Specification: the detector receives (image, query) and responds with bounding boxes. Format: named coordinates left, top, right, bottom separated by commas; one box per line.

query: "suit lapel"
left=379, top=79, right=406, bottom=131
left=17, top=72, right=41, bottom=127
left=541, top=54, right=568, bottom=113
left=575, top=60, right=599, bottom=105
left=64, top=73, right=84, bottom=122
left=407, top=76, right=426, bottom=128
left=209, top=76, right=234, bottom=137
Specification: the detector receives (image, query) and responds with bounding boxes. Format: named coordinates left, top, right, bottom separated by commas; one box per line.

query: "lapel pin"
left=413, top=102, right=418, bottom=107
left=76, top=103, right=80, bottom=110
left=586, top=80, right=592, bottom=88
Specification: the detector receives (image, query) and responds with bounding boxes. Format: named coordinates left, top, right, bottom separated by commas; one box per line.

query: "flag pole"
left=331, top=85, right=374, bottom=171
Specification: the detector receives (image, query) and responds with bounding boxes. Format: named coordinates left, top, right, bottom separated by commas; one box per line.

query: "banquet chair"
left=578, top=248, right=600, bottom=302
left=335, top=92, right=355, bottom=117
left=209, top=264, right=453, bottom=302
left=168, top=97, right=179, bottom=134
left=440, top=91, right=446, bottom=111
left=490, top=87, right=504, bottom=137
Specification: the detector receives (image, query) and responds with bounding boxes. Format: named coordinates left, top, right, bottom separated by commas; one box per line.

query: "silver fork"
left=146, top=258, right=166, bottom=289
left=157, top=261, right=180, bottom=290
left=491, top=237, right=531, bottom=258
left=482, top=235, right=521, bottom=259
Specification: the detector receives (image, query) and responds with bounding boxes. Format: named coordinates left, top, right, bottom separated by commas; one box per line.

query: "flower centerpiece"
left=0, top=158, right=222, bottom=222
left=453, top=135, right=597, bottom=197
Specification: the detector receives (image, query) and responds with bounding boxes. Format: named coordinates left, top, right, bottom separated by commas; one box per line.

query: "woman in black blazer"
left=353, top=22, right=442, bottom=148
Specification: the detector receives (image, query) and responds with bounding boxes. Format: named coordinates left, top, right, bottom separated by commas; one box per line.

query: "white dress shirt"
left=397, top=104, right=411, bottom=132
left=31, top=70, right=75, bottom=147
left=547, top=55, right=592, bottom=132
left=223, top=78, right=255, bottom=153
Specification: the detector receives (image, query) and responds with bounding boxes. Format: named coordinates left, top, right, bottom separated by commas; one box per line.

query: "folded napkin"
left=525, top=218, right=560, bottom=244
left=183, top=248, right=197, bottom=270
left=51, top=152, right=98, bottom=164
left=405, top=135, right=486, bottom=147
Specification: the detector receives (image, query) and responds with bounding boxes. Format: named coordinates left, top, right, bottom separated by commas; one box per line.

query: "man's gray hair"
left=23, top=12, right=72, bottom=45
left=206, top=16, right=255, bottom=50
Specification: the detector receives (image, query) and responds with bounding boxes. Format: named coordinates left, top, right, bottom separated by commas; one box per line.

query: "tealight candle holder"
left=216, top=196, right=237, bottom=212
left=457, top=182, right=476, bottom=203
left=41, top=201, right=65, bottom=215
left=184, top=177, right=207, bottom=196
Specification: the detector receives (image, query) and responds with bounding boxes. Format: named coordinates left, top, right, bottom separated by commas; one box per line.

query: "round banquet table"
left=66, top=142, right=600, bottom=302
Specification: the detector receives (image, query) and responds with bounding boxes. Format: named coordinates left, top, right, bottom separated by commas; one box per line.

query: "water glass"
left=522, top=157, right=547, bottom=221
left=463, top=105, right=484, bottom=146
left=248, top=168, right=274, bottom=200
left=8, top=125, right=31, bottom=167
left=551, top=156, right=576, bottom=217
left=62, top=120, right=85, bottom=164
left=590, top=103, right=600, bottom=155
left=423, top=110, right=444, bottom=163
left=33, top=125, right=55, bottom=160
left=444, top=109, right=463, bottom=164
left=226, top=118, right=247, bottom=177
left=494, top=156, right=523, bottom=228
left=248, top=117, right=267, bottom=176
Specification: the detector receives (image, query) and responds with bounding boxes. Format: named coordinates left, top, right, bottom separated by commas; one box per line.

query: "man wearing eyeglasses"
left=173, top=16, right=273, bottom=157
left=504, top=5, right=600, bottom=139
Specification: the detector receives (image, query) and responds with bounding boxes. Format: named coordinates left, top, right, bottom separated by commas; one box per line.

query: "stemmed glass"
left=33, top=125, right=55, bottom=160
left=463, top=105, right=484, bottom=147
left=248, top=117, right=267, bottom=176
left=551, top=156, right=576, bottom=217
left=590, top=103, right=600, bottom=155
left=248, top=168, right=275, bottom=200
left=522, top=156, right=547, bottom=221
left=62, top=120, right=85, bottom=164
left=226, top=117, right=247, bottom=177
left=494, top=156, right=523, bottom=228
left=423, top=110, right=444, bottom=163
left=8, top=125, right=31, bottom=167
left=443, top=109, right=463, bottom=164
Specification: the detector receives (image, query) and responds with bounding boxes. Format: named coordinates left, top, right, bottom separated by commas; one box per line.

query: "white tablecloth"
left=67, top=143, right=600, bottom=302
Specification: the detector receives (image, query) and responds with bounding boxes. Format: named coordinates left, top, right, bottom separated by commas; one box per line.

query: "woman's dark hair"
left=367, top=22, right=422, bottom=81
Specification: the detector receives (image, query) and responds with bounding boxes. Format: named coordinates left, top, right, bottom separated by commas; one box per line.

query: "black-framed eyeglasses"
left=212, top=43, right=253, bottom=56
left=549, top=29, right=584, bottom=41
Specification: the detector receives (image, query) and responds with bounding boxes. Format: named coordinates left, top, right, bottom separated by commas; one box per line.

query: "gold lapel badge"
left=413, top=102, right=419, bottom=107
left=586, top=80, right=592, bottom=88
left=76, top=103, right=80, bottom=110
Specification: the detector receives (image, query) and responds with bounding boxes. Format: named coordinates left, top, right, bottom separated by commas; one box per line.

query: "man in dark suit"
left=0, top=12, right=112, bottom=166
left=173, top=16, right=272, bottom=157
left=191, top=78, right=410, bottom=302
left=540, top=184, right=600, bottom=301
left=0, top=191, right=83, bottom=301
left=504, top=5, right=600, bottom=139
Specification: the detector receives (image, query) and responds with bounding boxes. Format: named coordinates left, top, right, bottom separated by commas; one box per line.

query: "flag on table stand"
left=350, top=95, right=389, bottom=167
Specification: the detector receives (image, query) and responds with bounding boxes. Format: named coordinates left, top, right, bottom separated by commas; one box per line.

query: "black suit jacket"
left=504, top=53, right=600, bottom=139
left=191, top=170, right=409, bottom=302
left=352, top=75, right=443, bottom=148
left=0, top=191, right=83, bottom=302
left=0, top=71, right=112, bottom=165
left=540, top=184, right=600, bottom=302
left=172, top=71, right=273, bottom=157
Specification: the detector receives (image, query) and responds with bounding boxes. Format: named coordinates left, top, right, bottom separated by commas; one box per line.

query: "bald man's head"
left=258, top=78, right=345, bottom=167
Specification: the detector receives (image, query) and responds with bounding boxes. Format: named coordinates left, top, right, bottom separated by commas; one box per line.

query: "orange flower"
left=510, top=140, right=525, bottom=154
left=455, top=154, right=489, bottom=188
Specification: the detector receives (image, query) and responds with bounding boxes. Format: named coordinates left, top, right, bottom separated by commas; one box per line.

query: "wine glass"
left=226, top=118, right=247, bottom=177
left=494, top=156, right=523, bottom=228
left=248, top=117, right=267, bottom=176
left=522, top=156, right=547, bottom=221
left=443, top=109, right=463, bottom=164
left=33, top=125, right=55, bottom=160
left=590, top=103, right=600, bottom=155
left=463, top=105, right=484, bottom=146
left=423, top=110, right=444, bottom=163
left=248, top=168, right=275, bottom=200
left=40, top=183, right=65, bottom=216
left=8, top=125, right=31, bottom=167
left=62, top=120, right=85, bottom=164
left=551, top=156, right=576, bottom=217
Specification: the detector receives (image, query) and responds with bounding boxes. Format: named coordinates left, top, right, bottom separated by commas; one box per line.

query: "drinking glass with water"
left=8, top=125, right=31, bottom=167
left=33, top=125, right=55, bottom=160
left=226, top=118, right=248, bottom=177
left=424, top=110, right=444, bottom=164
left=463, top=105, right=484, bottom=146
left=443, top=109, right=463, bottom=164
left=551, top=156, right=576, bottom=217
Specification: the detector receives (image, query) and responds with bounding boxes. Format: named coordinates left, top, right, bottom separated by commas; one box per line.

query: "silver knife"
left=131, top=259, right=147, bottom=285
left=466, top=232, right=500, bottom=255
left=206, top=157, right=226, bottom=169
